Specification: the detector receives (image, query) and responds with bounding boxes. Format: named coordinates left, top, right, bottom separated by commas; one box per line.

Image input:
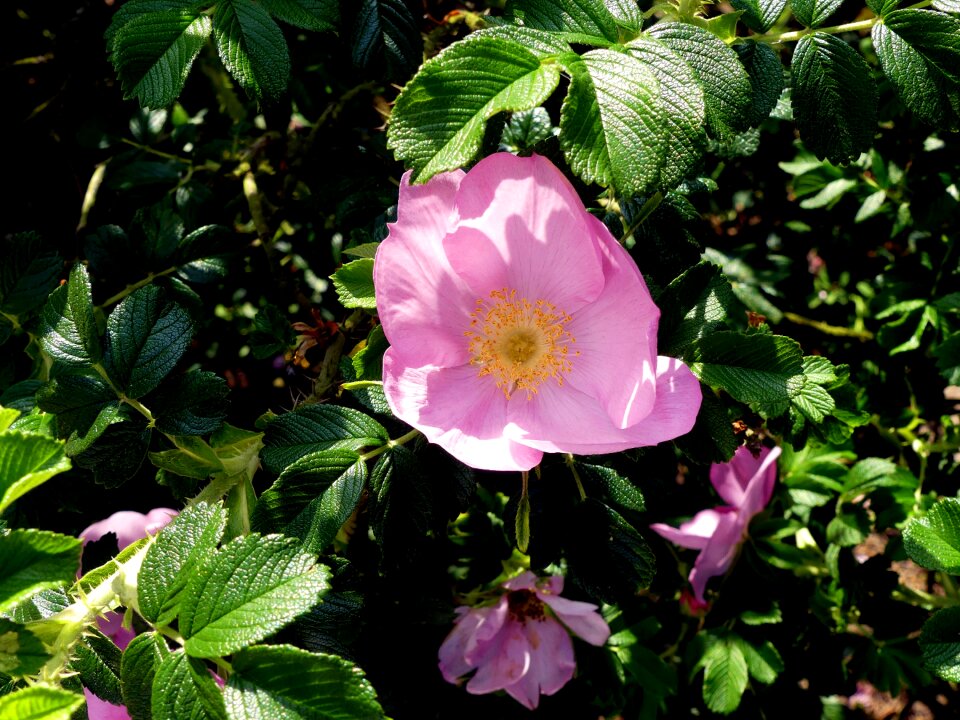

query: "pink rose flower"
left=375, top=152, right=702, bottom=471
left=438, top=571, right=610, bottom=710
left=650, top=445, right=781, bottom=603
left=79, top=508, right=178, bottom=720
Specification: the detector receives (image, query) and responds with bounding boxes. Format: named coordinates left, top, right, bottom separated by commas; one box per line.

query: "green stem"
left=782, top=311, right=874, bottom=340
left=97, top=267, right=177, bottom=309
left=90, top=362, right=157, bottom=427
left=120, top=138, right=192, bottom=164
left=751, top=0, right=931, bottom=44
left=358, top=429, right=421, bottom=463
left=565, top=454, right=587, bottom=501
left=340, top=380, right=384, bottom=391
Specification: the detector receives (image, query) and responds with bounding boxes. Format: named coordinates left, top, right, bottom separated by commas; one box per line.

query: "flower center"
left=465, top=288, right=577, bottom=400
left=507, top=589, right=546, bottom=622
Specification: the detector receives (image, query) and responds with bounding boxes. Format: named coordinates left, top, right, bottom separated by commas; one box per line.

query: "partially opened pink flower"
left=438, top=571, right=609, bottom=709
left=79, top=508, right=177, bottom=720
left=651, top=444, right=781, bottom=602
left=375, top=152, right=702, bottom=471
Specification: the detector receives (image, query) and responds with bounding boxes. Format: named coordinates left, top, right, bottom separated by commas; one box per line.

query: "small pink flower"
left=651, top=445, right=780, bottom=603
left=438, top=571, right=610, bottom=710
left=375, top=152, right=702, bottom=471
left=79, top=508, right=177, bottom=720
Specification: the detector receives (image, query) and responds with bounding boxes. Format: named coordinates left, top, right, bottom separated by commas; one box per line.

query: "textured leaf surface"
left=112, top=10, right=211, bottom=108
left=121, top=632, right=169, bottom=720
left=501, top=107, right=554, bottom=152
left=0, top=686, right=83, bottom=720
left=576, top=463, right=646, bottom=513
left=74, top=630, right=123, bottom=705
left=38, top=284, right=96, bottom=369
left=792, top=0, right=844, bottom=28
left=105, top=285, right=192, bottom=399
left=0, top=431, right=70, bottom=515
left=647, top=23, right=752, bottom=140
left=35, top=372, right=122, bottom=455
left=657, top=261, right=737, bottom=358
left=559, top=49, right=664, bottom=196
left=791, top=32, right=877, bottom=164
left=388, top=33, right=561, bottom=183
left=0, top=232, right=62, bottom=318
left=214, top=0, right=290, bottom=102
left=730, top=0, right=787, bottom=32
left=330, top=258, right=376, bottom=310
left=260, top=0, right=337, bottom=31
left=690, top=332, right=803, bottom=405
left=883, top=10, right=960, bottom=85
left=504, top=0, right=632, bottom=43
left=261, top=404, right=387, bottom=474
left=152, top=370, right=230, bottom=436
left=139, top=503, right=228, bottom=625
left=224, top=645, right=384, bottom=720
left=180, top=534, right=330, bottom=658
left=904, top=497, right=960, bottom=574
left=702, top=634, right=749, bottom=714
left=351, top=0, right=422, bottom=81
left=920, top=607, right=960, bottom=682
left=735, top=42, right=785, bottom=126
left=0, top=530, right=82, bottom=613
left=153, top=651, right=226, bottom=720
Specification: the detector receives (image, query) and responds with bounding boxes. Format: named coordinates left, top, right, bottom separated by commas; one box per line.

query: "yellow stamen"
left=465, top=288, right=578, bottom=400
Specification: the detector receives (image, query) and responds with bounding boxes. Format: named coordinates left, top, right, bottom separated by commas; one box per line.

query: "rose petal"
left=466, top=620, right=531, bottom=698
left=525, top=618, right=576, bottom=696
left=383, top=350, right=543, bottom=471
left=83, top=689, right=130, bottom=720
left=502, top=571, right=538, bottom=592
left=688, top=512, right=745, bottom=602
left=537, top=594, right=610, bottom=646
left=80, top=509, right=177, bottom=550
left=445, top=153, right=604, bottom=313
left=439, top=608, right=487, bottom=683
left=650, top=507, right=736, bottom=551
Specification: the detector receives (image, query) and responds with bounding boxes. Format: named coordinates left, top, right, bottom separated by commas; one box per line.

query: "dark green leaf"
left=73, top=418, right=152, bottom=488
left=260, top=0, right=337, bottom=31
left=576, top=463, right=645, bottom=513
left=180, top=534, right=330, bottom=658
left=791, top=32, right=877, bottom=164
left=35, top=372, right=121, bottom=455
left=0, top=232, right=62, bottom=318
left=248, top=304, right=295, bottom=360
left=224, top=644, right=384, bottom=720
left=112, top=10, right=212, bottom=108
left=121, top=632, right=170, bottom=720
left=0, top=686, right=83, bottom=720
left=920, top=607, right=960, bottom=682
left=351, top=0, right=422, bottom=81
left=501, top=107, right=554, bottom=152
left=0, top=530, right=82, bottom=614
left=735, top=42, right=785, bottom=126
left=0, top=430, right=70, bottom=515
left=730, top=0, right=787, bottom=32
left=904, top=497, right=960, bottom=573
left=0, top=618, right=49, bottom=678
left=826, top=508, right=869, bottom=547
left=351, top=326, right=388, bottom=381
left=74, top=630, right=123, bottom=706
left=104, top=285, right=192, bottom=399
left=689, top=332, right=803, bottom=406
left=330, top=259, right=376, bottom=310
left=152, top=651, right=226, bottom=720
left=139, top=503, right=228, bottom=625
left=883, top=10, right=960, bottom=84
left=369, top=446, right=433, bottom=561
left=387, top=33, right=561, bottom=183
left=213, top=0, right=290, bottom=102
left=151, top=371, right=229, bottom=436
left=261, top=404, right=387, bottom=475
left=792, top=0, right=844, bottom=28
left=657, top=261, right=738, bottom=358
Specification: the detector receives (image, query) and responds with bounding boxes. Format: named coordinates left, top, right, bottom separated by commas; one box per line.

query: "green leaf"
left=330, top=259, right=376, bottom=310
left=791, top=32, right=877, bottom=165
left=224, top=644, right=384, bottom=720
left=213, top=0, right=290, bottom=103
left=841, top=457, right=916, bottom=500
left=0, top=430, right=70, bottom=515
left=74, top=629, right=123, bottom=706
left=874, top=11, right=960, bottom=128
left=701, top=633, right=749, bottom=714
left=260, top=0, right=337, bottom=32
left=657, top=261, right=737, bottom=358
left=252, top=451, right=366, bottom=555
left=904, top=497, right=960, bottom=573
left=387, top=33, right=561, bottom=183
left=501, top=107, right=554, bottom=152
left=0, top=686, right=83, bottom=720
left=504, top=0, right=630, bottom=44
left=261, top=404, right=387, bottom=475
left=735, top=42, right=785, bottom=126
left=0, top=618, right=49, bottom=677
left=729, top=0, right=787, bottom=32
left=369, top=447, right=433, bottom=560
left=826, top=508, right=869, bottom=547
left=73, top=417, right=152, bottom=487
left=689, top=332, right=803, bottom=405
left=920, top=607, right=960, bottom=682
left=139, top=503, right=228, bottom=625
left=351, top=0, right=422, bottom=81
left=559, top=49, right=664, bottom=196
left=576, top=463, right=645, bottom=513
left=735, top=637, right=784, bottom=685
left=38, top=284, right=96, bottom=370
left=152, top=651, right=226, bottom=720
left=624, top=36, right=707, bottom=188
left=647, top=23, right=753, bottom=140
left=351, top=325, right=388, bottom=381
left=792, top=0, right=844, bottom=28
left=151, top=370, right=229, bottom=436
left=933, top=0, right=960, bottom=11
left=112, top=10, right=212, bottom=108
left=121, top=632, right=170, bottom=720
left=0, top=232, right=62, bottom=318
left=105, top=285, right=192, bottom=399
left=35, top=372, right=123, bottom=454
left=180, top=534, right=330, bottom=658
left=0, top=530, right=82, bottom=614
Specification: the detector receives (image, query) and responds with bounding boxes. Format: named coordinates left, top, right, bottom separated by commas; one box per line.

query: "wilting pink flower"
left=80, top=508, right=177, bottom=720
left=375, top=153, right=702, bottom=471
left=651, top=445, right=780, bottom=602
left=438, top=571, right=609, bottom=709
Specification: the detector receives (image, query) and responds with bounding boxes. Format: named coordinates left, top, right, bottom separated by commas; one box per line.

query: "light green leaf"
left=261, top=404, right=387, bottom=474
left=341, top=242, right=380, bottom=259
left=260, top=0, right=337, bottom=31
left=841, top=457, right=915, bottom=500
left=224, top=644, right=384, bottom=720
left=387, top=33, right=561, bottom=183
left=152, top=651, right=227, bottom=720
left=904, top=497, right=960, bottom=573
left=121, top=632, right=170, bottom=720
left=920, top=607, right=960, bottom=682
left=104, top=285, right=192, bottom=399
left=559, top=49, right=663, bottom=196
left=180, top=534, right=330, bottom=658
left=0, top=686, right=83, bottom=720
left=792, top=0, right=844, bottom=28
left=690, top=332, right=803, bottom=405
left=0, top=530, right=82, bottom=614
left=504, top=0, right=631, bottom=44
left=0, top=431, right=70, bottom=515
left=855, top=189, right=888, bottom=222
left=213, top=0, right=290, bottom=102
left=730, top=0, right=787, bottom=32
left=38, top=283, right=96, bottom=369
left=139, top=503, right=228, bottom=625
left=702, top=633, right=749, bottom=714
left=647, top=23, right=753, bottom=141
left=0, top=618, right=50, bottom=677
left=330, top=258, right=376, bottom=310
left=112, top=10, right=212, bottom=108
left=791, top=32, right=877, bottom=165
left=735, top=637, right=784, bottom=685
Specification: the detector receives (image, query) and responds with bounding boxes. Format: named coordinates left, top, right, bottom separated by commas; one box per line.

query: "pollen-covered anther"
left=465, top=288, right=577, bottom=399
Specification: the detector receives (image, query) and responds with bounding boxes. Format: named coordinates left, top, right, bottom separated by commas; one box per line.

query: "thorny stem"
left=358, top=429, right=421, bottom=463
